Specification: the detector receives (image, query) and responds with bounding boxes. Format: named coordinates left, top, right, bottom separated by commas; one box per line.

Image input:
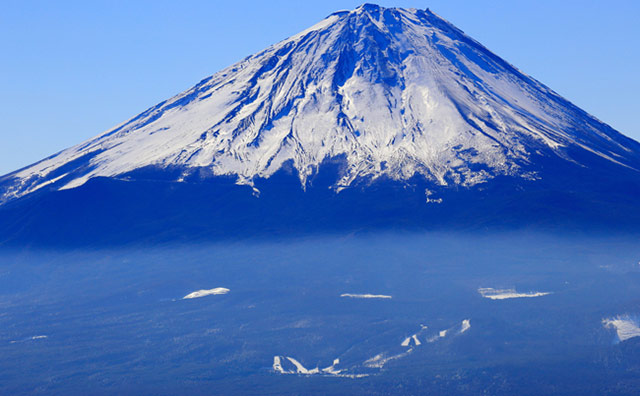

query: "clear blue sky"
left=1, top=0, right=638, bottom=175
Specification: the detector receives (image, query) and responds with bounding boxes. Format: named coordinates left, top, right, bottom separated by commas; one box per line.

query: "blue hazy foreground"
left=1, top=234, right=640, bottom=395
left=1, top=4, right=640, bottom=395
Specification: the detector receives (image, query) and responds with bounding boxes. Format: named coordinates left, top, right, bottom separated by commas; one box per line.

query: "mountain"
left=1, top=4, right=640, bottom=246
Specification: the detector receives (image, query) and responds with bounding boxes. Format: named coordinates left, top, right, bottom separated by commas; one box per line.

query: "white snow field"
left=603, top=315, right=640, bottom=342
left=478, top=288, right=551, bottom=300
left=182, top=287, right=230, bottom=299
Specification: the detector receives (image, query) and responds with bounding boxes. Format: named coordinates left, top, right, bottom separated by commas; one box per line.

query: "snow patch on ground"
left=273, top=355, right=367, bottom=378
left=287, top=357, right=320, bottom=374
left=273, top=318, right=472, bottom=378
left=183, top=287, right=229, bottom=299
left=363, top=351, right=412, bottom=369
left=273, top=356, right=284, bottom=373
left=401, top=334, right=422, bottom=347
left=478, top=288, right=551, bottom=300
left=340, top=293, right=392, bottom=299
left=460, top=319, right=471, bottom=334
left=603, top=315, right=640, bottom=342
left=322, top=358, right=342, bottom=375
left=9, top=335, right=48, bottom=344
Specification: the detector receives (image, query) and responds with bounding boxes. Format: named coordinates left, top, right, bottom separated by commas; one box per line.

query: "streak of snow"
left=364, top=350, right=412, bottom=369
left=183, top=287, right=229, bottom=299
left=286, top=357, right=320, bottom=374
left=340, top=293, right=392, bottom=299
left=478, top=288, right=551, bottom=300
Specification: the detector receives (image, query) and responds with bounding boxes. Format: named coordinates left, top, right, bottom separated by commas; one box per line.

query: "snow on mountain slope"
left=2, top=4, right=639, bottom=204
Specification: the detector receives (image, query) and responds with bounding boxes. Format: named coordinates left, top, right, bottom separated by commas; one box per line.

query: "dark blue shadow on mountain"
left=1, top=147, right=639, bottom=248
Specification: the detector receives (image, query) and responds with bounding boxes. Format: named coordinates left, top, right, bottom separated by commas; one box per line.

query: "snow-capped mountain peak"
left=1, top=4, right=639, bottom=203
